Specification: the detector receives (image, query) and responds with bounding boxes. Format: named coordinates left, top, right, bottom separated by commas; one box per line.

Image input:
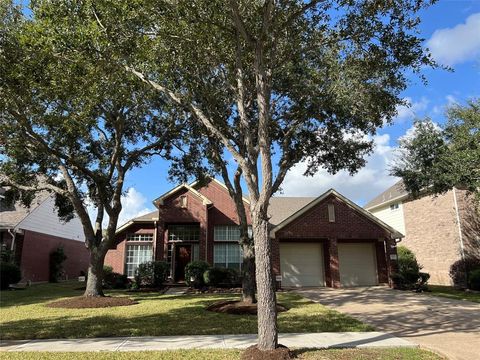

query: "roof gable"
left=152, top=183, right=212, bottom=208
left=271, top=189, right=403, bottom=239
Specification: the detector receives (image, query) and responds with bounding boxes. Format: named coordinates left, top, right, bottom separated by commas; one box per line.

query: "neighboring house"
left=365, top=180, right=478, bottom=285
left=0, top=188, right=89, bottom=282
left=106, top=179, right=402, bottom=288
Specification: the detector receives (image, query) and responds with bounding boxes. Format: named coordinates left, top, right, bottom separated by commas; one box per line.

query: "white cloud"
left=117, top=188, right=153, bottom=226
left=393, top=97, right=429, bottom=123
left=426, top=13, right=480, bottom=66
left=279, top=134, right=398, bottom=206
left=446, top=94, right=458, bottom=106
left=87, top=187, right=154, bottom=228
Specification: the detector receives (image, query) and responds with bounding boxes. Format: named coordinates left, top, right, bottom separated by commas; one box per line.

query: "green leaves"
left=392, top=99, right=480, bottom=201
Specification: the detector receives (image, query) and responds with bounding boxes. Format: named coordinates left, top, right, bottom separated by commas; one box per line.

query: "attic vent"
left=328, top=204, right=335, bottom=222
left=180, top=195, right=188, bottom=208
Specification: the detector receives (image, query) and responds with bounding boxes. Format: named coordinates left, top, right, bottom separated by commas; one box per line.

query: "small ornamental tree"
left=0, top=2, right=180, bottom=297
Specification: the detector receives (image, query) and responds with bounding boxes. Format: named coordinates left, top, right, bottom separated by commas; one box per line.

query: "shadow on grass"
left=0, top=291, right=370, bottom=340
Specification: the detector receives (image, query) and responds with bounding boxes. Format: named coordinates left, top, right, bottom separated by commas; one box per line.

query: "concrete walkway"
left=0, top=332, right=414, bottom=352
left=164, top=286, right=188, bottom=295
left=295, top=287, right=480, bottom=360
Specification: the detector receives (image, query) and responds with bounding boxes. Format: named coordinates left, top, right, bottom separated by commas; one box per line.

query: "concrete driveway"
left=295, top=287, right=480, bottom=360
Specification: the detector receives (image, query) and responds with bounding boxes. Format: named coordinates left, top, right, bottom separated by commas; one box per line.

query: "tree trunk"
left=252, top=210, right=278, bottom=350
left=84, top=248, right=106, bottom=297
left=241, top=242, right=256, bottom=304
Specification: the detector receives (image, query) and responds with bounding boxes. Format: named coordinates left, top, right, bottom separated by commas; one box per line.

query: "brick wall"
left=402, top=190, right=462, bottom=285
left=19, top=230, right=89, bottom=282
left=107, top=223, right=156, bottom=274
left=273, top=194, right=394, bottom=288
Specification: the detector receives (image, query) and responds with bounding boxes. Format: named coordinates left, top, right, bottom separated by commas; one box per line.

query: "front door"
left=175, top=245, right=192, bottom=282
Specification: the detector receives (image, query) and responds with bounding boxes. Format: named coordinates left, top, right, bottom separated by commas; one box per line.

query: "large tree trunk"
left=84, top=248, right=106, bottom=297
left=241, top=241, right=256, bottom=304
left=252, top=210, right=278, bottom=350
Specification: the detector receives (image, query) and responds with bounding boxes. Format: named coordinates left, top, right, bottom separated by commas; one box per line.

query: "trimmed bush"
left=0, top=262, right=21, bottom=290
left=103, top=266, right=129, bottom=289
left=49, top=247, right=67, bottom=283
left=203, top=267, right=241, bottom=287
left=391, top=246, right=429, bottom=291
left=134, top=261, right=169, bottom=288
left=185, top=260, right=210, bottom=288
left=450, top=257, right=480, bottom=288
left=468, top=269, right=480, bottom=291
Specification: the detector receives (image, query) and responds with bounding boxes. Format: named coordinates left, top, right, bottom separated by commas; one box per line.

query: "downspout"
left=153, top=220, right=158, bottom=261
left=453, top=187, right=466, bottom=262
left=8, top=228, right=16, bottom=252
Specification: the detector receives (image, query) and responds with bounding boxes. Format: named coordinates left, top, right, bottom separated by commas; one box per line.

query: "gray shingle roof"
left=364, top=180, right=408, bottom=210
left=0, top=188, right=50, bottom=228
left=132, top=211, right=158, bottom=222
left=268, top=197, right=316, bottom=226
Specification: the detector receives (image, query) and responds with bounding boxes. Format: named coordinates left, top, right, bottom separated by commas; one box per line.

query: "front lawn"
left=0, top=282, right=372, bottom=340
left=0, top=349, right=444, bottom=360
left=426, top=285, right=480, bottom=303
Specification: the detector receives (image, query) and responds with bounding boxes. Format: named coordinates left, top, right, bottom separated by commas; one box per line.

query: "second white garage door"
left=338, top=243, right=378, bottom=286
left=280, top=243, right=325, bottom=287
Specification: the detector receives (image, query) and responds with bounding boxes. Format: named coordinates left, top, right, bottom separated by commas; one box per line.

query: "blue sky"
left=117, top=1, right=480, bottom=225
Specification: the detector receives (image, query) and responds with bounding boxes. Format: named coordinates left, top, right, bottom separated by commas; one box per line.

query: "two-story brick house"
left=365, top=180, right=478, bottom=285
left=106, top=179, right=402, bottom=288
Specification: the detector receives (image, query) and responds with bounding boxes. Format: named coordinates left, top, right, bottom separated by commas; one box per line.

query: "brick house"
left=365, top=180, right=479, bottom=285
left=0, top=188, right=89, bottom=283
left=106, top=179, right=401, bottom=288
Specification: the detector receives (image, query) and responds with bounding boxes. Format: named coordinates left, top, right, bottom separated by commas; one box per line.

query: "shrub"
left=391, top=246, right=429, bottom=291
left=103, top=266, right=129, bottom=289
left=0, top=262, right=21, bottom=290
left=134, top=261, right=169, bottom=288
left=450, top=257, right=480, bottom=288
left=49, top=247, right=67, bottom=283
left=203, top=267, right=241, bottom=288
left=468, top=269, right=480, bottom=291
left=0, top=247, right=14, bottom=263
left=185, top=260, right=210, bottom=288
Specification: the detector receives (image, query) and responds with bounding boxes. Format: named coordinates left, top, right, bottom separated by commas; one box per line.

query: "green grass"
left=0, top=349, right=444, bottom=360
left=0, top=281, right=372, bottom=340
left=426, top=285, right=480, bottom=303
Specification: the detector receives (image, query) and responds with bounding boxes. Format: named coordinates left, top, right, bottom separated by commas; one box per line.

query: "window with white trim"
left=125, top=244, right=153, bottom=277
left=168, top=225, right=200, bottom=242
left=214, top=225, right=241, bottom=241
left=214, top=243, right=243, bottom=270
left=127, top=234, right=154, bottom=242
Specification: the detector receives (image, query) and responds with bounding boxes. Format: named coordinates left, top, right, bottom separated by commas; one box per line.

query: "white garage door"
left=280, top=243, right=325, bottom=287
left=338, top=243, right=378, bottom=287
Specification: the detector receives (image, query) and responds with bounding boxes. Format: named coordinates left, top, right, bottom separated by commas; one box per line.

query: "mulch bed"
left=206, top=300, right=288, bottom=315
left=241, top=345, right=292, bottom=360
left=46, top=296, right=138, bottom=309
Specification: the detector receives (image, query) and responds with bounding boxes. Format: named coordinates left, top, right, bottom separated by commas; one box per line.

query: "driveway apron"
left=295, top=287, right=480, bottom=360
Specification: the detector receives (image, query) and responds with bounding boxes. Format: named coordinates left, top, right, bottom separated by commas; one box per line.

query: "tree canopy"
left=0, top=0, right=182, bottom=296
left=392, top=99, right=480, bottom=202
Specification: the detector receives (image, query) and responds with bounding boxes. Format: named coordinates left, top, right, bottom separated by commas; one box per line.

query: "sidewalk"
left=1, top=332, right=416, bottom=352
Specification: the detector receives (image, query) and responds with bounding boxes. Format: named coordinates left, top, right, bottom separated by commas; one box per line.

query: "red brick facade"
left=17, top=230, right=89, bottom=282
left=107, top=181, right=398, bottom=287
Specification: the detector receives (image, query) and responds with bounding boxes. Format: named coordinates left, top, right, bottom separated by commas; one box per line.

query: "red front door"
left=175, top=245, right=192, bottom=282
